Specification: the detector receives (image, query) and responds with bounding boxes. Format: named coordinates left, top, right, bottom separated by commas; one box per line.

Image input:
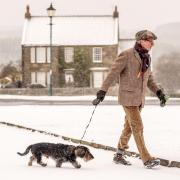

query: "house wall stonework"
left=58, top=45, right=118, bottom=68
left=22, top=45, right=118, bottom=87
left=51, top=47, right=60, bottom=87
left=103, top=45, right=118, bottom=66
left=22, top=46, right=31, bottom=86
left=22, top=46, right=60, bottom=87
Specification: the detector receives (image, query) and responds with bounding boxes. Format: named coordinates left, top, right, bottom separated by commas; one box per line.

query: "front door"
left=93, top=71, right=103, bottom=88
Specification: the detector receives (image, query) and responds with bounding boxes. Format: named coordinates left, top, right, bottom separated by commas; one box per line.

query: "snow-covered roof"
left=22, top=16, right=119, bottom=46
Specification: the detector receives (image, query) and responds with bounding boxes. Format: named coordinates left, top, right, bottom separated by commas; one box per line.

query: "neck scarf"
left=134, top=42, right=151, bottom=77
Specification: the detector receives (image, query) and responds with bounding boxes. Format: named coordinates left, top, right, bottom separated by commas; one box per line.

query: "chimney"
left=113, top=6, right=119, bottom=18
left=25, top=5, right=31, bottom=19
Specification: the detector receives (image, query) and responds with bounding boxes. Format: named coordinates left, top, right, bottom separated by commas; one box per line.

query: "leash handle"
left=92, top=98, right=101, bottom=105
left=160, top=95, right=170, bottom=107
left=79, top=105, right=98, bottom=144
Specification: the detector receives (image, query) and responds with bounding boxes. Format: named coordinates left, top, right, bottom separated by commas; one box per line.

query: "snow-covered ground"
left=0, top=103, right=180, bottom=179
left=0, top=95, right=112, bottom=101
left=0, top=94, right=179, bottom=101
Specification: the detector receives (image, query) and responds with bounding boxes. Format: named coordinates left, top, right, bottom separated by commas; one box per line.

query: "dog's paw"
left=56, top=164, right=62, bottom=168
left=76, top=164, right=81, bottom=169
left=41, top=163, right=47, bottom=167
left=28, top=162, right=32, bottom=166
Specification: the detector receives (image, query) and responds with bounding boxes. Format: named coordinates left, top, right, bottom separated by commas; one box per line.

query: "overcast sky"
left=0, top=0, right=180, bottom=31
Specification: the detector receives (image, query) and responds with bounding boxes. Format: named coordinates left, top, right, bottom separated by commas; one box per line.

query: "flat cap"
left=135, top=30, right=157, bottom=41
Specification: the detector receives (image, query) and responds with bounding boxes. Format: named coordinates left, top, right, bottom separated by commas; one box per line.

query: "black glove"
left=156, top=89, right=168, bottom=107
left=92, top=90, right=106, bottom=105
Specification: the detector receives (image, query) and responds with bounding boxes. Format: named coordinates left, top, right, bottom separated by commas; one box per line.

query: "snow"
left=0, top=94, right=179, bottom=101
left=22, top=16, right=118, bottom=45
left=0, top=103, right=180, bottom=179
left=0, top=95, right=106, bottom=101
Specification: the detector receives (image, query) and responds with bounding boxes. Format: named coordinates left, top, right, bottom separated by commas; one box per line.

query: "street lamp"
left=47, top=3, right=56, bottom=96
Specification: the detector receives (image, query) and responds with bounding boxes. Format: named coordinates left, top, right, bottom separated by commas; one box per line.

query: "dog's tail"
left=17, top=145, right=32, bottom=156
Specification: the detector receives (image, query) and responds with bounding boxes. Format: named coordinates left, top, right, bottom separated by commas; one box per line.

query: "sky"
left=0, top=0, right=180, bottom=31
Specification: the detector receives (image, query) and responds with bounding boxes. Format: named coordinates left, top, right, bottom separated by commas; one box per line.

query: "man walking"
left=93, top=30, right=167, bottom=168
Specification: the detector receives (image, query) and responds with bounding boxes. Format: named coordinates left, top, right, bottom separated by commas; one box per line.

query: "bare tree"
left=0, top=61, right=20, bottom=82
left=154, top=52, right=180, bottom=93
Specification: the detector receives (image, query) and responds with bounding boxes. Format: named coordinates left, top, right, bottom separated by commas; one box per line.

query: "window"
left=36, top=47, right=46, bottom=63
left=30, top=48, right=35, bottom=63
left=31, top=71, right=50, bottom=86
left=65, top=47, right=74, bottom=63
left=31, top=72, right=36, bottom=84
left=93, top=47, right=102, bottom=63
left=64, top=69, right=74, bottom=84
left=90, top=67, right=109, bottom=88
left=36, top=72, right=46, bottom=86
left=30, top=47, right=51, bottom=63
left=47, top=47, right=51, bottom=63
left=65, top=72, right=74, bottom=84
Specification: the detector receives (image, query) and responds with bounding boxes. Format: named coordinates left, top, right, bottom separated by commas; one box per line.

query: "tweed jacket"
left=101, top=48, right=160, bottom=107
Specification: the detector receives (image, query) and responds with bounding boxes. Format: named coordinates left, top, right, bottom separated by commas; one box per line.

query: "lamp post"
left=47, top=3, right=56, bottom=96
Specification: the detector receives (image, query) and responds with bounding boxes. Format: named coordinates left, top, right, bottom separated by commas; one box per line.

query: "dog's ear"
left=75, top=147, right=86, bottom=158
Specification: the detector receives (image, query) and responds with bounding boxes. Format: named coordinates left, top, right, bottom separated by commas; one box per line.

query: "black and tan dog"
left=17, top=143, right=94, bottom=168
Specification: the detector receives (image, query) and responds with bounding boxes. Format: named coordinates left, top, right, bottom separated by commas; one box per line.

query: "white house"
left=21, top=5, right=120, bottom=88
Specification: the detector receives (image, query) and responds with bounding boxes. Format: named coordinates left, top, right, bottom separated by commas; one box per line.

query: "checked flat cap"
left=135, top=30, right=157, bottom=41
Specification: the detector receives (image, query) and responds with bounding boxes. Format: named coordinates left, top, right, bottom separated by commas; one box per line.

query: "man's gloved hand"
left=156, top=89, right=169, bottom=107
left=92, top=90, right=106, bottom=105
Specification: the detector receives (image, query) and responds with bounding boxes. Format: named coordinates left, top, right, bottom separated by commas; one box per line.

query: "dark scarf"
left=134, top=42, right=151, bottom=76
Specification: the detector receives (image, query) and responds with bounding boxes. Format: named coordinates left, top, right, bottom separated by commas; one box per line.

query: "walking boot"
left=113, top=149, right=131, bottom=165
left=144, top=158, right=160, bottom=169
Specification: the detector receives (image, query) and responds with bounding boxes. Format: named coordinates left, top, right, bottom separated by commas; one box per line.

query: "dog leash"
left=79, top=100, right=100, bottom=144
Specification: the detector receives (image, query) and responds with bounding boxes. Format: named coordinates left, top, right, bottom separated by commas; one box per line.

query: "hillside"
left=0, top=26, right=21, bottom=65
left=153, top=22, right=180, bottom=60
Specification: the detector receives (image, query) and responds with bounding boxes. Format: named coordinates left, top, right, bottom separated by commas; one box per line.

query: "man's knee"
left=130, top=123, right=143, bottom=134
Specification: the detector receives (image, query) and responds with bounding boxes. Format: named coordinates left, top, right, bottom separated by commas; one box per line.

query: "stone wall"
left=22, top=46, right=31, bottom=85
left=0, top=87, right=179, bottom=97
left=0, top=87, right=118, bottom=96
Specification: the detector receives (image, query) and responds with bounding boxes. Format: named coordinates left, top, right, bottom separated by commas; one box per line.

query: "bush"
left=73, top=49, right=90, bottom=87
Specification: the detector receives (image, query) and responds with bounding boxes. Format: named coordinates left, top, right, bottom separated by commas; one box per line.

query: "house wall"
left=22, top=46, right=60, bottom=87
left=22, top=47, right=31, bottom=86
left=22, top=45, right=118, bottom=87
left=58, top=45, right=118, bottom=66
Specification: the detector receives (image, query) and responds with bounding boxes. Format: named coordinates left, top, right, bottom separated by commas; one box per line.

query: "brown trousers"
left=117, top=106, right=152, bottom=163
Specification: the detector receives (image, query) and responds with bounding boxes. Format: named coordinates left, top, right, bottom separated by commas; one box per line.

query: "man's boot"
left=144, top=158, right=160, bottom=169
left=113, top=149, right=131, bottom=165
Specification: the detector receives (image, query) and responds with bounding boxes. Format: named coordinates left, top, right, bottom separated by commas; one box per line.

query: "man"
left=93, top=30, right=167, bottom=168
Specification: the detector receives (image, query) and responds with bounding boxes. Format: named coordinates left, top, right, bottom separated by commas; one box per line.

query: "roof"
left=22, top=16, right=119, bottom=46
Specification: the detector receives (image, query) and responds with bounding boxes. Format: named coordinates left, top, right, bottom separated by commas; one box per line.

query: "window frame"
left=64, top=47, right=74, bottom=63
left=93, top=47, right=102, bottom=63
left=64, top=69, right=74, bottom=84
left=30, top=47, right=51, bottom=63
left=31, top=71, right=50, bottom=86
